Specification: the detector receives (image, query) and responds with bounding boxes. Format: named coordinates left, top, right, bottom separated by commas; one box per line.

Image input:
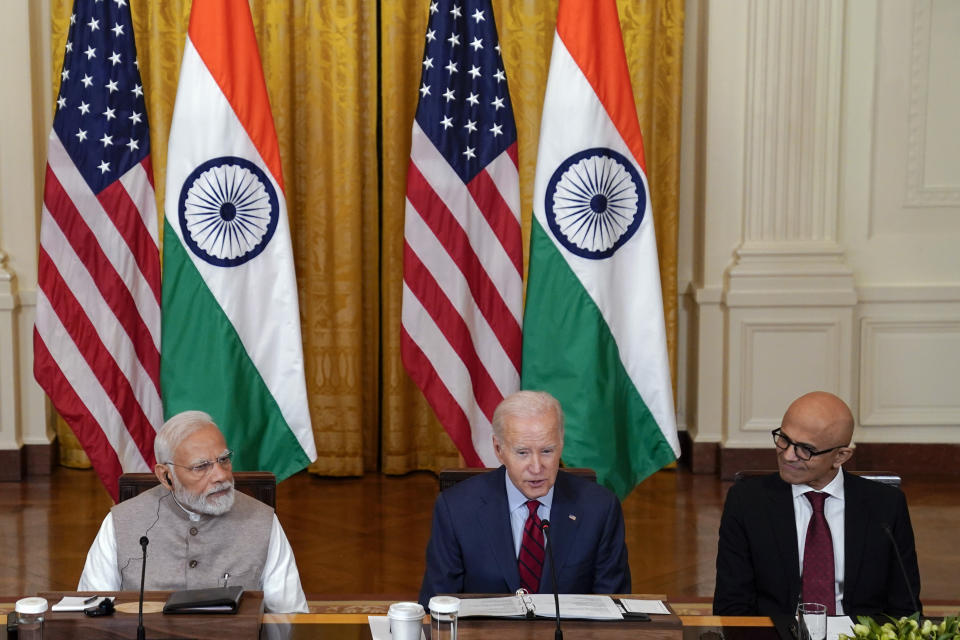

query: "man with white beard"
left=78, top=411, right=308, bottom=613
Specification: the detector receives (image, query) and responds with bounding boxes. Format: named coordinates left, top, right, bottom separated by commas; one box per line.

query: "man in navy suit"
left=419, top=391, right=630, bottom=606
left=713, top=392, right=921, bottom=617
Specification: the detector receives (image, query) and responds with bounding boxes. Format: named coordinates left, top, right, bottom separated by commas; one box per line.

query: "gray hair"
left=491, top=390, right=564, bottom=440
left=154, top=410, right=218, bottom=464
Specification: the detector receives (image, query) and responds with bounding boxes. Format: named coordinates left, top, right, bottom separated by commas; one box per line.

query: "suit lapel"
left=475, top=467, right=521, bottom=591
left=540, top=472, right=579, bottom=591
left=766, top=475, right=802, bottom=599
left=842, top=471, right=867, bottom=605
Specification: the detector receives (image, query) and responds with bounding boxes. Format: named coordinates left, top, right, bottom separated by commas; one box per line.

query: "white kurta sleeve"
left=78, top=512, right=122, bottom=591
left=260, top=514, right=308, bottom=613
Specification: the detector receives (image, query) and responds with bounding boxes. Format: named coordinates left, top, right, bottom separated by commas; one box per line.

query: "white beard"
left=171, top=475, right=235, bottom=516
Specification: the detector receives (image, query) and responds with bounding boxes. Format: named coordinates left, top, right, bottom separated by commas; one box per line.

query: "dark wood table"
left=32, top=590, right=263, bottom=639
left=256, top=611, right=759, bottom=640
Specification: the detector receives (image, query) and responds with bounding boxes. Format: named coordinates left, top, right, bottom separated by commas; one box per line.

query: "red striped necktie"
left=802, top=491, right=836, bottom=614
left=518, top=500, right=545, bottom=593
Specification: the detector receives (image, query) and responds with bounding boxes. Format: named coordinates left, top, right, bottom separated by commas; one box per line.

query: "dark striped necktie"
left=518, top=500, right=545, bottom=593
left=802, top=491, right=836, bottom=614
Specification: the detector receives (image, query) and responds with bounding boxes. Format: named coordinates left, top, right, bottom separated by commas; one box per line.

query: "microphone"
left=138, top=535, right=149, bottom=640
left=539, top=520, right=563, bottom=640
left=881, top=524, right=920, bottom=615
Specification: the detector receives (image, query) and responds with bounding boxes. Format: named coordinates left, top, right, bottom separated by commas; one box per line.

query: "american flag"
left=34, top=0, right=162, bottom=501
left=401, top=0, right=522, bottom=465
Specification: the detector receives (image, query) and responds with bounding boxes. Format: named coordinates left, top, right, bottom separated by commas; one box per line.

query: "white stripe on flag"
left=401, top=282, right=497, bottom=463
left=482, top=152, right=522, bottom=223
left=403, top=199, right=520, bottom=397
left=118, top=162, right=160, bottom=249
left=46, top=134, right=161, bottom=347
left=409, top=123, right=523, bottom=325
left=40, top=208, right=163, bottom=425
left=35, top=290, right=151, bottom=472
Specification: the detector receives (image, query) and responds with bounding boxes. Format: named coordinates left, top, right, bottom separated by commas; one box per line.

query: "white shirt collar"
left=504, top=470, right=555, bottom=513
left=791, top=466, right=845, bottom=501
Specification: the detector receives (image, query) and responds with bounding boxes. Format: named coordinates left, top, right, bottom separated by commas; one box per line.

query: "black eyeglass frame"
left=163, top=449, right=234, bottom=475
left=771, top=429, right=845, bottom=461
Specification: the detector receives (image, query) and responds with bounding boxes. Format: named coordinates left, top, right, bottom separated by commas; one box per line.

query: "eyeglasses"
left=165, top=450, right=233, bottom=476
left=771, top=429, right=844, bottom=461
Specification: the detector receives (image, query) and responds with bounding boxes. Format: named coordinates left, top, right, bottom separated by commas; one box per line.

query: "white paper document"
left=51, top=595, right=112, bottom=611
left=828, top=616, right=856, bottom=640
left=620, top=598, right=672, bottom=615
left=458, top=594, right=623, bottom=620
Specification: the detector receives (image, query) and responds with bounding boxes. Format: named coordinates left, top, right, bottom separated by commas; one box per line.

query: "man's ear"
left=492, top=435, right=504, bottom=464
left=833, top=447, right=854, bottom=468
left=154, top=463, right=173, bottom=489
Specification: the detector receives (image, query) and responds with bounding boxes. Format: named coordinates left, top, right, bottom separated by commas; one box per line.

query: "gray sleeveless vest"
left=112, top=485, right=273, bottom=591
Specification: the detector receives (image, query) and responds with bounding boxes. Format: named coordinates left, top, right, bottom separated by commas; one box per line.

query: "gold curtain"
left=51, top=0, right=682, bottom=476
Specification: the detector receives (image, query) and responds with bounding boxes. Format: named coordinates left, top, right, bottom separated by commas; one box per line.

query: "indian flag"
left=521, top=0, right=679, bottom=499
left=161, top=0, right=316, bottom=478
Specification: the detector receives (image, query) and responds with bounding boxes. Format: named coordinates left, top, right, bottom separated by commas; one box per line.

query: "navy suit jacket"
left=418, top=467, right=630, bottom=606
left=713, top=471, right=921, bottom=617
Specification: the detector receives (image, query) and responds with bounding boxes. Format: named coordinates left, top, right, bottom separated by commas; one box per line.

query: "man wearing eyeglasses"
left=713, top=391, right=921, bottom=618
left=78, top=411, right=308, bottom=613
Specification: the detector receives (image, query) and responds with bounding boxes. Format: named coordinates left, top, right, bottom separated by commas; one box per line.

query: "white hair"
left=491, top=390, right=564, bottom=440
left=154, top=410, right=218, bottom=464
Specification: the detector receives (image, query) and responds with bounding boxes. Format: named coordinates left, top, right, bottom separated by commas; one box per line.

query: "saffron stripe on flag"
left=556, top=0, right=646, bottom=169
left=186, top=0, right=284, bottom=190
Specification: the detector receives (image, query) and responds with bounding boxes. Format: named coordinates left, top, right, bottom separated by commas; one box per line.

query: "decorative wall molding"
left=0, top=250, right=22, bottom=451
left=743, top=0, right=845, bottom=242
left=726, top=314, right=850, bottom=448
left=857, top=284, right=960, bottom=303
left=905, top=0, right=960, bottom=207
left=859, top=317, right=960, bottom=426
left=725, top=242, right=857, bottom=307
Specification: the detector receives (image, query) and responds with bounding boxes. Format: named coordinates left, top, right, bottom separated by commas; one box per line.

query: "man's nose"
left=782, top=444, right=801, bottom=462
left=209, top=460, right=230, bottom=484
left=529, top=454, right=543, bottom=474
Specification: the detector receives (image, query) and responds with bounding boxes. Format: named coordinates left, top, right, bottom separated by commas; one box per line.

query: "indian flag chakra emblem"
left=544, top=147, right=645, bottom=260
left=178, top=156, right=279, bottom=267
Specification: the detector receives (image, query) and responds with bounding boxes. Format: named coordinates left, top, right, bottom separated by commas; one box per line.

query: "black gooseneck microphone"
left=539, top=520, right=563, bottom=640
left=138, top=535, right=149, bottom=640
left=881, top=524, right=920, bottom=615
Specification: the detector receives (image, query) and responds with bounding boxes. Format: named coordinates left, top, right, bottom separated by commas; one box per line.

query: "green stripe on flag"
left=522, top=220, right=676, bottom=499
left=161, top=219, right=310, bottom=480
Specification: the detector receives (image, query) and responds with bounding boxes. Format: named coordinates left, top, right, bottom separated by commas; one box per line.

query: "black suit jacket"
left=418, top=466, right=630, bottom=606
left=713, top=471, right=921, bottom=617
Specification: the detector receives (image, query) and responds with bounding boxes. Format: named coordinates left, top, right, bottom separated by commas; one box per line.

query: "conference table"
left=2, top=594, right=956, bottom=639
left=0, top=593, right=774, bottom=640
